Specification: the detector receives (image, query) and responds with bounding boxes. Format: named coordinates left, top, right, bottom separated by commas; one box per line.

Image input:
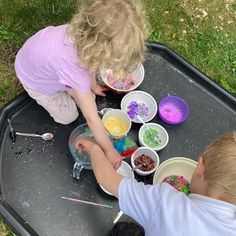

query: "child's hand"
left=91, top=82, right=109, bottom=97
left=76, top=138, right=122, bottom=169
left=105, top=149, right=122, bottom=170
left=76, top=137, right=98, bottom=154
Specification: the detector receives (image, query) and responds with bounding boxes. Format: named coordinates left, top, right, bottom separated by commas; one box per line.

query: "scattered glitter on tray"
left=127, top=101, right=149, bottom=122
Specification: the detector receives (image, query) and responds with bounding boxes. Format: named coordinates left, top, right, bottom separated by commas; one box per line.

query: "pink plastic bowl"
left=158, top=96, right=189, bottom=125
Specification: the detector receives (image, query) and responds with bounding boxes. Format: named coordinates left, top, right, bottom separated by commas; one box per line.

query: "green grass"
left=0, top=0, right=235, bottom=234
left=0, top=0, right=236, bottom=108
left=145, top=0, right=236, bottom=94
left=0, top=0, right=235, bottom=106
left=0, top=219, right=16, bottom=236
left=0, top=0, right=79, bottom=107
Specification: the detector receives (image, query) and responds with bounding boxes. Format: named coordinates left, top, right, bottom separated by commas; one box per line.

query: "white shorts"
left=24, top=86, right=79, bottom=125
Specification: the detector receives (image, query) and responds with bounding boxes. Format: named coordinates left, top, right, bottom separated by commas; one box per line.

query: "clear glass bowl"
left=68, top=124, right=93, bottom=179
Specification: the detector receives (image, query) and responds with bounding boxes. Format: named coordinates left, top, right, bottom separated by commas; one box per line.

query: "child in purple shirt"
left=14, top=0, right=149, bottom=169
left=77, top=132, right=236, bottom=236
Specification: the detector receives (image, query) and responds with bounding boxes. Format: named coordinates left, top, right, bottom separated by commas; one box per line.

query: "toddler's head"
left=68, top=0, right=149, bottom=76
left=191, top=131, right=236, bottom=205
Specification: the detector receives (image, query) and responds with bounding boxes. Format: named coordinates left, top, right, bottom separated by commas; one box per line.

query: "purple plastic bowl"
left=158, top=96, right=189, bottom=125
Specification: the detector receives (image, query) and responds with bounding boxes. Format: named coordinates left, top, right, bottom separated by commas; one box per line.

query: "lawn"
left=0, top=0, right=235, bottom=234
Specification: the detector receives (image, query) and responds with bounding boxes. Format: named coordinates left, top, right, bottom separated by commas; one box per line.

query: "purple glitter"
left=127, top=101, right=149, bottom=121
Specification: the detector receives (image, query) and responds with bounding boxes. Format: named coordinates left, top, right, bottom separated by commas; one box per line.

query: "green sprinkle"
left=143, top=128, right=161, bottom=148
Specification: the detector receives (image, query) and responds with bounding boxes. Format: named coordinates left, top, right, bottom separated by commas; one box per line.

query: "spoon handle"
left=113, top=211, right=123, bottom=224
left=7, top=119, right=14, bottom=133
left=132, top=164, right=143, bottom=171
left=137, top=115, right=152, bottom=134
left=15, top=132, right=41, bottom=138
left=7, top=119, right=16, bottom=142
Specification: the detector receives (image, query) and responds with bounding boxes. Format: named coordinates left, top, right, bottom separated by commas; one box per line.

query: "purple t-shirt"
left=15, top=25, right=92, bottom=95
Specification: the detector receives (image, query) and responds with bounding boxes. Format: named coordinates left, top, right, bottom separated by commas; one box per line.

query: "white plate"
left=152, top=157, right=197, bottom=184
left=100, top=161, right=134, bottom=196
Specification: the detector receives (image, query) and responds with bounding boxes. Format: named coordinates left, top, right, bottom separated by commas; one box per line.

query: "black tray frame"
left=0, top=43, right=235, bottom=235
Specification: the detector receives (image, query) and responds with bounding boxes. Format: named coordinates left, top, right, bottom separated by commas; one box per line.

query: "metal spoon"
left=98, top=108, right=113, bottom=116
left=136, top=115, right=160, bottom=143
left=7, top=118, right=54, bottom=141
left=15, top=132, right=54, bottom=141
left=132, top=163, right=143, bottom=171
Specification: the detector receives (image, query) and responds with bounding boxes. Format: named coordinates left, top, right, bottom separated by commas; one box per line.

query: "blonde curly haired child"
left=77, top=131, right=236, bottom=236
left=68, top=0, right=149, bottom=75
left=15, top=0, right=149, bottom=169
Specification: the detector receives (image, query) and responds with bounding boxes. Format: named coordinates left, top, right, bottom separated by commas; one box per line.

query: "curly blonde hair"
left=202, top=131, right=236, bottom=205
left=67, top=0, right=149, bottom=75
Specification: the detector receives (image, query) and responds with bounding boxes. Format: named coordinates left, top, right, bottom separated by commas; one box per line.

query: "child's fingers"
left=76, top=137, right=97, bottom=152
left=98, top=85, right=109, bottom=95
left=101, top=86, right=109, bottom=91
left=99, top=87, right=108, bottom=96
left=99, top=91, right=106, bottom=97
left=76, top=143, right=83, bottom=149
left=94, top=90, right=106, bottom=97
left=114, top=160, right=122, bottom=170
left=76, top=138, right=89, bottom=149
left=113, top=163, right=120, bottom=170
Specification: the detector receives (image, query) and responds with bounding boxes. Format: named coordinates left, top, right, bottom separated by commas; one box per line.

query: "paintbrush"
left=61, top=196, right=113, bottom=209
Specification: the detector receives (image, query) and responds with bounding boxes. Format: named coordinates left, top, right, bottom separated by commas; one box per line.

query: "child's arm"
left=76, top=138, right=123, bottom=197
left=71, top=89, right=122, bottom=169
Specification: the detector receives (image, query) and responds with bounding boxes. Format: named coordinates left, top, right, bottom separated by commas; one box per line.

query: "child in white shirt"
left=77, top=131, right=236, bottom=236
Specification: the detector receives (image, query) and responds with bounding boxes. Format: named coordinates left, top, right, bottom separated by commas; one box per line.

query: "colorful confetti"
left=162, top=175, right=191, bottom=195
left=107, top=72, right=135, bottom=90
